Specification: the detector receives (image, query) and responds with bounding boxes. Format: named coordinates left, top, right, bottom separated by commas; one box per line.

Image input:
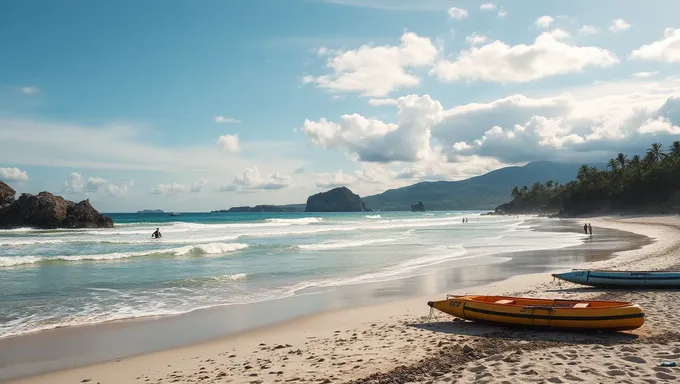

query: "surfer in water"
left=152, top=227, right=162, bottom=239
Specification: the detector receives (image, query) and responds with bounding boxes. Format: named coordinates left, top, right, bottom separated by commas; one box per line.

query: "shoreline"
left=3, top=215, right=675, bottom=384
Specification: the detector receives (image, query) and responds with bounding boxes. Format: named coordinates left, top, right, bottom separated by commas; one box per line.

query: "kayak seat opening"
left=494, top=299, right=515, bottom=305
left=573, top=303, right=590, bottom=308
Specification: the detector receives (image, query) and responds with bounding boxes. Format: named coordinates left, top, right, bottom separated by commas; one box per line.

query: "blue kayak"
left=552, top=269, right=680, bottom=288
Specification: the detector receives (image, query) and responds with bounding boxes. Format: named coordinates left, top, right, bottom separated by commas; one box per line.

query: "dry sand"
left=7, top=215, right=680, bottom=384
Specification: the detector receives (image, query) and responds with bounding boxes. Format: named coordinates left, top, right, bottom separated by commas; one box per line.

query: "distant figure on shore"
left=152, top=227, right=162, bottom=239
left=588, top=223, right=592, bottom=235
left=583, top=223, right=588, bottom=234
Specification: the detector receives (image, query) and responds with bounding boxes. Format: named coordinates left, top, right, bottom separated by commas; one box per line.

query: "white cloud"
left=315, top=170, right=356, bottom=188
left=214, top=116, right=241, bottom=124
left=631, top=28, right=680, bottom=63
left=578, top=25, right=599, bottom=36
left=480, top=3, right=496, bottom=11
left=222, top=166, right=291, bottom=192
left=632, top=71, right=659, bottom=79
left=150, top=180, right=208, bottom=195
left=638, top=117, right=680, bottom=135
left=302, top=32, right=440, bottom=97
left=535, top=16, right=554, bottom=29
left=447, top=7, right=468, bottom=20
left=217, top=134, right=240, bottom=152
left=150, top=183, right=190, bottom=195
left=302, top=94, right=444, bottom=163
left=609, top=18, right=631, bottom=33
left=63, top=172, right=132, bottom=197
left=20, top=86, right=40, bottom=95
left=465, top=34, right=488, bottom=45
left=430, top=30, right=619, bottom=83
left=443, top=77, right=680, bottom=163
left=0, top=167, right=29, bottom=182
left=190, top=180, right=208, bottom=193
left=497, top=9, right=507, bottom=18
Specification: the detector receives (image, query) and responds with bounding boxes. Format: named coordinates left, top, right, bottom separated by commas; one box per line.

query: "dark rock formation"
left=0, top=190, right=114, bottom=229
left=304, top=187, right=367, bottom=212
left=0, top=181, right=15, bottom=209
left=410, top=201, right=426, bottom=212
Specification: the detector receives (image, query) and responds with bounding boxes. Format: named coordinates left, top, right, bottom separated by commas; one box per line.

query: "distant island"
left=305, top=186, right=370, bottom=212
left=137, top=209, right=165, bottom=214
left=494, top=141, right=680, bottom=216
left=212, top=204, right=304, bottom=213
left=0, top=180, right=114, bottom=229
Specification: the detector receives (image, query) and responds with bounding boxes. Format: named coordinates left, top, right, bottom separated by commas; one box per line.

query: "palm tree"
left=669, top=141, right=680, bottom=158
left=607, top=158, right=618, bottom=171
left=629, top=154, right=641, bottom=167
left=577, top=164, right=590, bottom=181
left=646, top=143, right=665, bottom=164
left=616, top=153, right=627, bottom=169
left=546, top=180, right=554, bottom=189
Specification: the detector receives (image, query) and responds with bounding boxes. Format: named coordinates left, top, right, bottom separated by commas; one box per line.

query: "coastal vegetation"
left=496, top=141, right=680, bottom=216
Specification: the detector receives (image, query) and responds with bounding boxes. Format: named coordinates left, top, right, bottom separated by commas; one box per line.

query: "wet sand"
left=2, top=216, right=675, bottom=384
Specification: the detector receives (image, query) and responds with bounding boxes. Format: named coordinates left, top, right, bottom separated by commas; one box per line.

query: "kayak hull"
left=552, top=270, right=680, bottom=288
left=428, top=295, right=644, bottom=331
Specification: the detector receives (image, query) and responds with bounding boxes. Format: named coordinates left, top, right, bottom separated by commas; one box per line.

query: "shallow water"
left=0, top=211, right=587, bottom=338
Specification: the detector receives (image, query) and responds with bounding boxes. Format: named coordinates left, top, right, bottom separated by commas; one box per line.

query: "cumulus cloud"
left=190, top=180, right=208, bottom=192
left=217, top=134, right=240, bottom=152
left=20, top=86, right=40, bottom=95
left=63, top=172, right=133, bottom=197
left=631, top=28, right=680, bottom=63
left=303, top=73, right=680, bottom=173
left=578, top=25, right=599, bottom=36
left=497, top=9, right=507, bottom=18
left=632, top=71, right=659, bottom=79
left=430, top=29, right=619, bottom=83
left=0, top=167, right=30, bottom=182
left=221, top=166, right=291, bottom=192
left=302, top=94, right=444, bottom=163
left=535, top=16, right=554, bottom=29
left=150, top=180, right=208, bottom=195
left=447, top=7, right=468, bottom=20
left=609, top=18, right=631, bottom=33
left=465, top=34, right=487, bottom=45
left=214, top=116, right=241, bottom=123
left=480, top=3, right=496, bottom=11
left=302, top=32, right=439, bottom=97
left=638, top=117, right=680, bottom=135
left=150, top=183, right=190, bottom=195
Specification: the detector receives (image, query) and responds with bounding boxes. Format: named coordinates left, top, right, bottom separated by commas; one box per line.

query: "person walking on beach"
left=152, top=227, right=162, bottom=239
left=588, top=223, right=592, bottom=235
left=583, top=223, right=588, bottom=234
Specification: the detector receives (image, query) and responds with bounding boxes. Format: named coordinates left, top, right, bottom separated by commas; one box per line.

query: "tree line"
left=496, top=141, right=680, bottom=216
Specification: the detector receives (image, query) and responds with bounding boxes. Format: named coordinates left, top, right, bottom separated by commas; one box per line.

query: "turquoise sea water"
left=0, top=211, right=587, bottom=338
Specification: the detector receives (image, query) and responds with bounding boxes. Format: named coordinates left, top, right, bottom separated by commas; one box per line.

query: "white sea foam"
left=364, top=214, right=382, bottom=219
left=297, top=237, right=398, bottom=251
left=265, top=217, right=323, bottom=224
left=0, top=242, right=248, bottom=267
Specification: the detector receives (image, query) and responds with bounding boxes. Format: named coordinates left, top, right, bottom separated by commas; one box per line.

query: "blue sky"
left=2, top=0, right=680, bottom=211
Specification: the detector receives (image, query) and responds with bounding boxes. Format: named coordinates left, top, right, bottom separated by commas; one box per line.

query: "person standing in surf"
left=152, top=227, right=162, bottom=239
left=583, top=223, right=588, bottom=234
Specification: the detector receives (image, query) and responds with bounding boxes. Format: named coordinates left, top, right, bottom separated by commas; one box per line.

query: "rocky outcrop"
left=0, top=181, right=15, bottom=209
left=304, top=187, right=368, bottom=212
left=0, top=190, right=114, bottom=229
left=410, top=201, right=426, bottom=212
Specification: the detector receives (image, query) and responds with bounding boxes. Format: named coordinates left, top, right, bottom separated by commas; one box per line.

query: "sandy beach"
left=5, top=215, right=680, bottom=384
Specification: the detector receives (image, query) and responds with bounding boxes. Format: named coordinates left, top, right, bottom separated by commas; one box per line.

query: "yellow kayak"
left=428, top=295, right=644, bottom=331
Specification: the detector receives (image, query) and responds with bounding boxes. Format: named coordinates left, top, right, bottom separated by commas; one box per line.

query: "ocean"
left=0, top=211, right=588, bottom=339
